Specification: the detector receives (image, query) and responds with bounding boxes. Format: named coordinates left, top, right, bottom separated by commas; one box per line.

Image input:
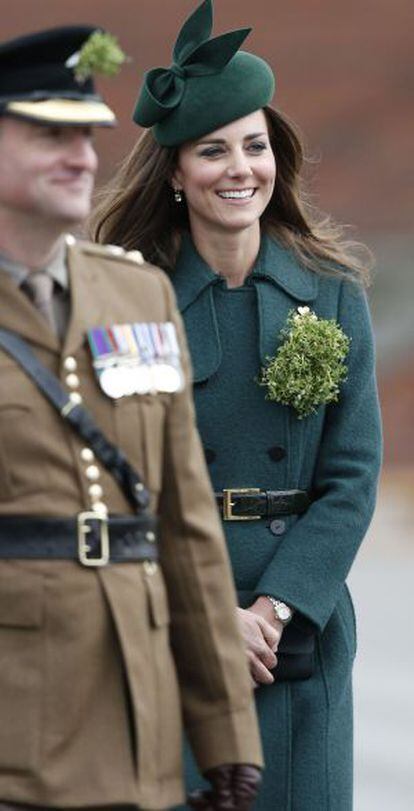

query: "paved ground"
left=349, top=470, right=414, bottom=810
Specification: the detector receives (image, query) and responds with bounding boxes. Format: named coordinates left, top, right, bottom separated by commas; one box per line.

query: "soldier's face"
left=0, top=117, right=98, bottom=227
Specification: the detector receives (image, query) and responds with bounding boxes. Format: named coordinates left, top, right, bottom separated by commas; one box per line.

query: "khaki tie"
left=23, top=270, right=57, bottom=334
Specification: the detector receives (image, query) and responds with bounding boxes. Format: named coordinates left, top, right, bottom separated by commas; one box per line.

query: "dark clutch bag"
left=237, top=590, right=316, bottom=682
left=274, top=621, right=315, bottom=681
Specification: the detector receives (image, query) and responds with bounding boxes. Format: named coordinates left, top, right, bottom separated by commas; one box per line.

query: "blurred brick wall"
left=2, top=1, right=413, bottom=464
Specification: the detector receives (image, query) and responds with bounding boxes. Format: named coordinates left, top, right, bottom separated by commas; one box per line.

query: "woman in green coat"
left=94, top=3, right=382, bottom=808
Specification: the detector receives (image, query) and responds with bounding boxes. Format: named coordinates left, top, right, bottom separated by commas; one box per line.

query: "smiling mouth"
left=216, top=188, right=256, bottom=200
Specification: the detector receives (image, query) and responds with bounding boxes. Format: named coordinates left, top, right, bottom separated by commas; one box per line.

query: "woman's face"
left=172, top=109, right=276, bottom=236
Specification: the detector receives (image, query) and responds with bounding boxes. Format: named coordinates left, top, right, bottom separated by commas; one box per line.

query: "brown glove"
left=187, top=763, right=262, bottom=811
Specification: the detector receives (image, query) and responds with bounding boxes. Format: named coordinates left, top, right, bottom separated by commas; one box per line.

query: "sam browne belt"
left=0, top=514, right=159, bottom=568
left=0, top=327, right=159, bottom=567
left=215, top=488, right=311, bottom=521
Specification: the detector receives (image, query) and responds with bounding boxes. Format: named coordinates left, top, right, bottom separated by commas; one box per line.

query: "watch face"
left=277, top=603, right=291, bottom=621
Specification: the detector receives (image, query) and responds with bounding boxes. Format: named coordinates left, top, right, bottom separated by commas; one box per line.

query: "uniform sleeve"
left=253, top=280, right=383, bottom=631
left=156, top=273, right=263, bottom=772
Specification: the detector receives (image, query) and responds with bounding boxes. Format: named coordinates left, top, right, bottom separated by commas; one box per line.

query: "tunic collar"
left=173, top=231, right=318, bottom=311
left=0, top=235, right=69, bottom=290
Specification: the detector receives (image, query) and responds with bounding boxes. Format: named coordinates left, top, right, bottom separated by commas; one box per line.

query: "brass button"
left=92, top=501, right=108, bottom=515
left=145, top=531, right=156, bottom=543
left=80, top=448, right=94, bottom=462
left=64, top=356, right=77, bottom=372
left=66, top=373, right=80, bottom=389
left=69, top=392, right=82, bottom=405
left=135, top=482, right=144, bottom=492
left=143, top=561, right=158, bottom=576
left=126, top=249, right=144, bottom=264
left=88, top=483, right=103, bottom=499
left=85, top=464, right=100, bottom=481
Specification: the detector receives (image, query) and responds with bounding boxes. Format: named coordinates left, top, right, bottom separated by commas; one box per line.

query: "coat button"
left=269, top=519, right=286, bottom=536
left=144, top=561, right=158, bottom=575
left=92, top=501, right=108, bottom=515
left=69, top=392, right=82, bottom=405
left=65, top=373, right=80, bottom=389
left=267, top=446, right=286, bottom=462
left=85, top=465, right=100, bottom=481
left=64, top=356, right=77, bottom=372
left=88, top=483, right=103, bottom=499
left=204, top=448, right=216, bottom=464
left=81, top=448, right=95, bottom=462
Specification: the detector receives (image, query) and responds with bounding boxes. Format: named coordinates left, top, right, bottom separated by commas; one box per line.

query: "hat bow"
left=136, top=0, right=250, bottom=127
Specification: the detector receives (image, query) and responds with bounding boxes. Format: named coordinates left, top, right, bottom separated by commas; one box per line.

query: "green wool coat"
left=171, top=233, right=382, bottom=811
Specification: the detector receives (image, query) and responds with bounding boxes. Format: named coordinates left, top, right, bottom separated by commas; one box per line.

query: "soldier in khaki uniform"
left=0, top=25, right=263, bottom=811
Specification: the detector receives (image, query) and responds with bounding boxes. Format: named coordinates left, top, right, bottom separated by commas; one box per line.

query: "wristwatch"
left=266, top=596, right=293, bottom=626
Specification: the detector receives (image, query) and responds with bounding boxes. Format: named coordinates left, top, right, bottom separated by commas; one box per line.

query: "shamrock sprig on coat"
left=260, top=307, right=350, bottom=418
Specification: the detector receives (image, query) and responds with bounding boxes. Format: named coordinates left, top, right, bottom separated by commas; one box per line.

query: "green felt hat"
left=133, top=0, right=275, bottom=147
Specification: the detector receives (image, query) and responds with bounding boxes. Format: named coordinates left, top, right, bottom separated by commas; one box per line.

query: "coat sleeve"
left=156, top=272, right=263, bottom=772
left=253, top=280, right=383, bottom=631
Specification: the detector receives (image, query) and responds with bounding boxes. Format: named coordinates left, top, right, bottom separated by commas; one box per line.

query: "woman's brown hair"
left=91, top=106, right=371, bottom=285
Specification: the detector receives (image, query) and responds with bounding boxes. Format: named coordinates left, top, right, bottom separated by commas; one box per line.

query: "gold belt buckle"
left=222, top=488, right=261, bottom=521
left=77, top=511, right=110, bottom=567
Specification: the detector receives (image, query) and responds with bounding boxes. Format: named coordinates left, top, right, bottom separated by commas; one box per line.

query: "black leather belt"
left=0, top=513, right=159, bottom=568
left=215, top=489, right=311, bottom=521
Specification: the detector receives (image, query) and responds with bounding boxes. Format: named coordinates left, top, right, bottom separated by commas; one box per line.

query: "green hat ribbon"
left=135, top=0, right=250, bottom=127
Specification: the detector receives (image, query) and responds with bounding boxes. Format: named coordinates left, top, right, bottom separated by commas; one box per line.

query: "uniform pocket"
left=0, top=404, right=52, bottom=501
left=0, top=566, right=44, bottom=771
left=114, top=395, right=166, bottom=496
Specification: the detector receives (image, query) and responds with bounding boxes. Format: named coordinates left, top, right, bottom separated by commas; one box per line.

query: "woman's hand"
left=249, top=596, right=285, bottom=641
left=236, top=606, right=279, bottom=685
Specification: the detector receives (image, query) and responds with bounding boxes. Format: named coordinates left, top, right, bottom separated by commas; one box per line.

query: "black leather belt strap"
left=0, top=328, right=150, bottom=513
left=215, top=489, right=311, bottom=520
left=0, top=515, right=159, bottom=565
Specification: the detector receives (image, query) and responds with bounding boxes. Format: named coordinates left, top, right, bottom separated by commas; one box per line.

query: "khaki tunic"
left=0, top=240, right=262, bottom=809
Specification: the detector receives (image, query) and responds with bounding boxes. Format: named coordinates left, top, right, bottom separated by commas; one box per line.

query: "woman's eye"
left=199, top=146, right=225, bottom=158
left=247, top=141, right=267, bottom=153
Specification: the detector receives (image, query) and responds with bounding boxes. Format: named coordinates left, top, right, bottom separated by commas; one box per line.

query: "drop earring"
left=174, top=187, right=183, bottom=203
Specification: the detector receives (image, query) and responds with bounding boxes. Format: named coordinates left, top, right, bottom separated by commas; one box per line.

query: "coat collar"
left=251, top=236, right=318, bottom=302
left=173, top=231, right=318, bottom=312
left=173, top=232, right=220, bottom=312
left=0, top=240, right=104, bottom=355
left=172, top=232, right=319, bottom=381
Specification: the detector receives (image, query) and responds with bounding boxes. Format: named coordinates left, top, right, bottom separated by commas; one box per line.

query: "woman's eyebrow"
left=196, top=131, right=267, bottom=146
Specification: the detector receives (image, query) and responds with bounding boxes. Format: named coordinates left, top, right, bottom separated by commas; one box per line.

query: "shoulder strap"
left=0, top=328, right=150, bottom=513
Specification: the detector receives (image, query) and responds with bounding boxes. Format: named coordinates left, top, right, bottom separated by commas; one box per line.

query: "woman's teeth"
left=217, top=189, right=255, bottom=199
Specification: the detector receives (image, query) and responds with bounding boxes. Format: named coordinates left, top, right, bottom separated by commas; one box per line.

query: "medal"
left=87, top=321, right=185, bottom=399
left=100, top=366, right=126, bottom=399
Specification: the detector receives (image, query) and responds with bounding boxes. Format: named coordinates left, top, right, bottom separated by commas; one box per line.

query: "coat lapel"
left=173, top=233, right=222, bottom=382
left=251, top=237, right=319, bottom=363
left=0, top=268, right=59, bottom=352
left=172, top=233, right=319, bottom=378
left=62, top=242, right=106, bottom=357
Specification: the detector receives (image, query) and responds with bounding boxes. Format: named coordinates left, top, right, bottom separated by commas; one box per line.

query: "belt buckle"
left=222, top=488, right=261, bottom=521
left=77, top=511, right=110, bottom=567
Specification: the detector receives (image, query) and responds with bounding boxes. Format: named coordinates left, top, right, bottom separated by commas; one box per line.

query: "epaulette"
left=65, top=234, right=145, bottom=266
